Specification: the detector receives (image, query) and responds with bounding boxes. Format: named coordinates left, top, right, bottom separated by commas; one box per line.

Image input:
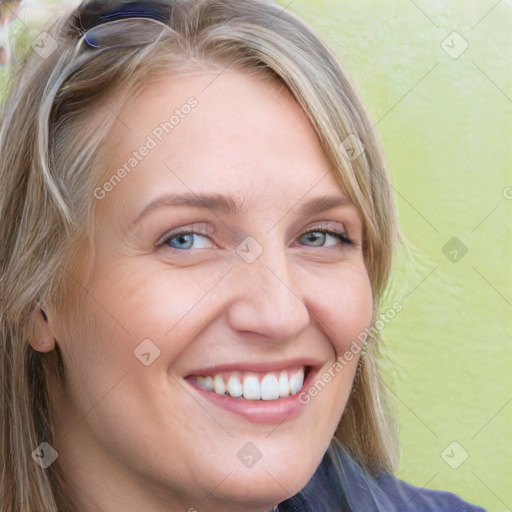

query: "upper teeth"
left=193, top=367, right=305, bottom=401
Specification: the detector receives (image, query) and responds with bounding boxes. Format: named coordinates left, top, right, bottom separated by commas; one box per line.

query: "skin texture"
left=33, top=71, right=374, bottom=512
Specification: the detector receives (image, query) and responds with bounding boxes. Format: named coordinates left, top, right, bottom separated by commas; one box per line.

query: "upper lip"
left=185, top=358, right=324, bottom=376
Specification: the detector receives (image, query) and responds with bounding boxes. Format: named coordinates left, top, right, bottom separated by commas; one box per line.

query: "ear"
left=29, top=307, right=56, bottom=353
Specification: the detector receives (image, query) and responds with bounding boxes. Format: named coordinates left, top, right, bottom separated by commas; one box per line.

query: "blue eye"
left=299, top=229, right=353, bottom=248
left=162, top=231, right=211, bottom=250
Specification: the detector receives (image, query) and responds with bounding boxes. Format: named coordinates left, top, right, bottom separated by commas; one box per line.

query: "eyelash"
left=156, top=225, right=354, bottom=251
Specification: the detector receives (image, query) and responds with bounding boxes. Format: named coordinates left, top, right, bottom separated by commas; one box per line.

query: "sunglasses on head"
left=74, top=0, right=174, bottom=48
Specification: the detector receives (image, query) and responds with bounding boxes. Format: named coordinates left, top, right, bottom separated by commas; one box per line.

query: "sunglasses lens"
left=84, top=18, right=168, bottom=49
left=78, top=1, right=173, bottom=32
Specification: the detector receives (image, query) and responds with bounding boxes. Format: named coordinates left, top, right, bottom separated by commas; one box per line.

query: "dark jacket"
left=276, top=444, right=487, bottom=512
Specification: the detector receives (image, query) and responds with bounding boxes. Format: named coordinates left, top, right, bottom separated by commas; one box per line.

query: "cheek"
left=78, top=260, right=234, bottom=363
left=305, top=262, right=374, bottom=356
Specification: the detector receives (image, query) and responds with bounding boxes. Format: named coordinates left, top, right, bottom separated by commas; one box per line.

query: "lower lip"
left=185, top=368, right=317, bottom=424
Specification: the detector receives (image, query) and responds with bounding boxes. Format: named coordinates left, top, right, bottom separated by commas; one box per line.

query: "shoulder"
left=375, top=472, right=488, bottom=512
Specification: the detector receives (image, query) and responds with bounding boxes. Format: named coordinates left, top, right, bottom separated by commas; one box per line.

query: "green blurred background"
left=1, top=1, right=511, bottom=511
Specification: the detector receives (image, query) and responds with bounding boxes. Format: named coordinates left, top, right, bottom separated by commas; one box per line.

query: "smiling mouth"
left=187, top=366, right=309, bottom=401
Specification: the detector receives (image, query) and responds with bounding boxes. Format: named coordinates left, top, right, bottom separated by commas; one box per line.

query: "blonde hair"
left=0, top=1, right=399, bottom=510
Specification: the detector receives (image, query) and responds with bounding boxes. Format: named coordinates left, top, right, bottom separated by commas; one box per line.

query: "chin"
left=203, top=453, right=318, bottom=507
left=209, top=473, right=301, bottom=509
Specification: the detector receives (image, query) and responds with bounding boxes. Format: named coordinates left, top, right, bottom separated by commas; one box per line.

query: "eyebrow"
left=132, top=192, right=352, bottom=225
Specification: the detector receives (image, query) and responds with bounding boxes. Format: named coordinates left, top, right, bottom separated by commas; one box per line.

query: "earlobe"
left=32, top=335, right=56, bottom=352
left=29, top=307, right=56, bottom=353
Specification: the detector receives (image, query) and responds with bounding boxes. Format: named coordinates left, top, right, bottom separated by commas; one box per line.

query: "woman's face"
left=51, top=70, right=373, bottom=511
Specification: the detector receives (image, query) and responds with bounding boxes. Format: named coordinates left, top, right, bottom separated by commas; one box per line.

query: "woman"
left=0, top=1, right=488, bottom=511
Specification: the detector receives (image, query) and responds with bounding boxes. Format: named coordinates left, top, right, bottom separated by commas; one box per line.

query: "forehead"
left=96, top=70, right=350, bottom=217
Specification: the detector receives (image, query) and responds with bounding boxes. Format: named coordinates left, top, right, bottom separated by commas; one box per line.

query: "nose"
left=225, top=239, right=311, bottom=341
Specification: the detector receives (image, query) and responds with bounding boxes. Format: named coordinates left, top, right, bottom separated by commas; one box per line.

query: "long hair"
left=0, top=1, right=400, bottom=510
